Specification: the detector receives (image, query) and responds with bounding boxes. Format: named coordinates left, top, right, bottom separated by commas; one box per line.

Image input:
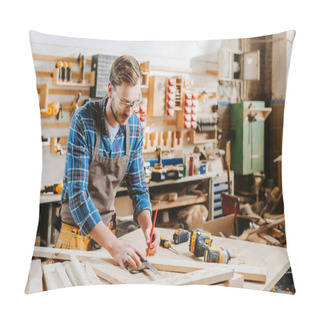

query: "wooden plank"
left=49, top=89, right=90, bottom=96
left=152, top=195, right=208, bottom=211
left=37, top=83, right=48, bottom=109
left=216, top=273, right=244, bottom=288
left=148, top=257, right=267, bottom=283
left=43, top=263, right=72, bottom=290
left=41, top=122, right=71, bottom=129
left=83, top=262, right=102, bottom=285
left=25, top=259, right=43, bottom=294
left=63, top=262, right=80, bottom=286
left=36, top=70, right=92, bottom=81
left=259, top=233, right=281, bottom=246
left=153, top=267, right=234, bottom=286
left=70, top=255, right=91, bottom=286
left=89, top=260, right=128, bottom=284
left=150, top=65, right=218, bottom=76
left=32, top=54, right=92, bottom=65
left=33, top=245, right=113, bottom=262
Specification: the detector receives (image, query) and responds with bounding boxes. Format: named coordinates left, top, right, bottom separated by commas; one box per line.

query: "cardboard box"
left=203, top=215, right=235, bottom=237
left=203, top=215, right=251, bottom=238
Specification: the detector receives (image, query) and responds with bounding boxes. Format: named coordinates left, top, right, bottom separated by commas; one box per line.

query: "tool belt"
left=55, top=212, right=116, bottom=251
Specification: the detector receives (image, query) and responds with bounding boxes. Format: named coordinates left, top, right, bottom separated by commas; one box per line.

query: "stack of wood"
left=234, top=214, right=286, bottom=247
left=25, top=246, right=268, bottom=294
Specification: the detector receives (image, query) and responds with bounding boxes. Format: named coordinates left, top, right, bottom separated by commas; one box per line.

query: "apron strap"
left=93, top=99, right=104, bottom=156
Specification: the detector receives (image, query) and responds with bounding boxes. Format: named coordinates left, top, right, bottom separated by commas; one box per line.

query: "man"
left=56, top=55, right=160, bottom=271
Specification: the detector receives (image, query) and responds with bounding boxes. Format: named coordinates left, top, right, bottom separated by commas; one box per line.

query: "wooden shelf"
left=52, top=68, right=95, bottom=87
left=151, top=194, right=208, bottom=211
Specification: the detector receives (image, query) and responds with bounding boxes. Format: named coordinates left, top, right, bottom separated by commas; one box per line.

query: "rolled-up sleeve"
left=126, top=125, right=152, bottom=222
left=66, top=113, right=102, bottom=235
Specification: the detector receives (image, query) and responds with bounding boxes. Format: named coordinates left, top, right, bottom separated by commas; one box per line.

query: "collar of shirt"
left=101, top=96, right=126, bottom=137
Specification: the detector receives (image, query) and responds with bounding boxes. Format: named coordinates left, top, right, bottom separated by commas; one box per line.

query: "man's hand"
left=137, top=210, right=160, bottom=256
left=109, top=239, right=146, bottom=271
left=89, top=221, right=145, bottom=271
left=144, top=226, right=160, bottom=256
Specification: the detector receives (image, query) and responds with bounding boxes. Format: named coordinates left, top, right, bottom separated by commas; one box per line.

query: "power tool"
left=41, top=183, right=63, bottom=195
left=154, top=146, right=163, bottom=169
left=160, top=236, right=179, bottom=254
left=151, top=146, right=167, bottom=182
left=204, top=246, right=232, bottom=264
left=173, top=229, right=189, bottom=244
left=189, top=228, right=213, bottom=257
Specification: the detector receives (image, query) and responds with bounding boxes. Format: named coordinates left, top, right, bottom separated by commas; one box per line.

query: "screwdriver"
left=160, top=236, right=179, bottom=254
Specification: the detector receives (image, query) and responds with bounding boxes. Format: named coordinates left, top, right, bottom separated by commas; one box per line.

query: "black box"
left=90, top=54, right=117, bottom=99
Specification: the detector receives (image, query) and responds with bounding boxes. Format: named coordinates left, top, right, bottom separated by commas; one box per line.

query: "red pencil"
left=146, top=209, right=158, bottom=257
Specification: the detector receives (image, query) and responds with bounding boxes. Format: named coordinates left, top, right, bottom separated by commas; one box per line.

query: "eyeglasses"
left=112, top=87, right=142, bottom=110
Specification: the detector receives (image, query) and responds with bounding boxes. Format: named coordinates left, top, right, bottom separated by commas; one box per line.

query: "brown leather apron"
left=60, top=98, right=130, bottom=233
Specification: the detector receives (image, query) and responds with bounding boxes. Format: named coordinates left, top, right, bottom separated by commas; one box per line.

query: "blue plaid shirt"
left=61, top=97, right=152, bottom=236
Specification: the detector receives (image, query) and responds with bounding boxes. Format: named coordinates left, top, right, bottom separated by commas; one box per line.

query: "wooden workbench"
left=118, top=227, right=291, bottom=291
left=32, top=227, right=290, bottom=291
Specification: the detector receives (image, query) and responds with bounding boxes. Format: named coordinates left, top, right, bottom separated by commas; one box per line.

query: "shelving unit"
left=52, top=68, right=95, bottom=87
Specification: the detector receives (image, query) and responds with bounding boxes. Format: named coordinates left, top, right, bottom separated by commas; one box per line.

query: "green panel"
left=230, top=101, right=266, bottom=175
left=230, top=103, right=243, bottom=174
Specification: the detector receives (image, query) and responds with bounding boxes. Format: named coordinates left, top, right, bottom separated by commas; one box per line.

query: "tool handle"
left=146, top=209, right=158, bottom=257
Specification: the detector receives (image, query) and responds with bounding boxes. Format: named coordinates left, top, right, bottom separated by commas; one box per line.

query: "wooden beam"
left=32, top=54, right=92, bottom=65
left=43, top=263, right=72, bottom=290
left=148, top=258, right=267, bottom=283
left=25, top=259, right=43, bottom=294
left=89, top=259, right=127, bottom=284
left=150, top=65, right=218, bottom=76
left=153, top=267, right=234, bottom=286
left=36, top=70, right=92, bottom=81
left=70, top=255, right=91, bottom=286
left=49, top=89, right=90, bottom=96
left=217, top=273, right=244, bottom=288
left=41, top=122, right=71, bottom=129
left=33, top=246, right=112, bottom=262
left=83, top=262, right=102, bottom=285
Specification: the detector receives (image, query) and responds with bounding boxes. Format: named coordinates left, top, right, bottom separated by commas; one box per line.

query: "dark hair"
left=109, top=55, right=142, bottom=87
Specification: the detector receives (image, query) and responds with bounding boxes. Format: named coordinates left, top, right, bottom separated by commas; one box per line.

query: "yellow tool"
left=173, top=229, right=189, bottom=244
left=154, top=146, right=163, bottom=169
left=160, top=236, right=179, bottom=254
left=189, top=229, right=213, bottom=257
left=40, top=183, right=63, bottom=195
left=204, top=246, right=232, bottom=264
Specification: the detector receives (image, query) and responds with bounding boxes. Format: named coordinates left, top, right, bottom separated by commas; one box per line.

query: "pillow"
left=25, top=30, right=295, bottom=294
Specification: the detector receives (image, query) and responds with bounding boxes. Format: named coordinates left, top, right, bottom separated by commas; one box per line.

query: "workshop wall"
left=30, top=31, right=240, bottom=186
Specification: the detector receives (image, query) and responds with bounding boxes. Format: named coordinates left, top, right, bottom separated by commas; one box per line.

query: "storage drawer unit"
left=211, top=173, right=234, bottom=218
